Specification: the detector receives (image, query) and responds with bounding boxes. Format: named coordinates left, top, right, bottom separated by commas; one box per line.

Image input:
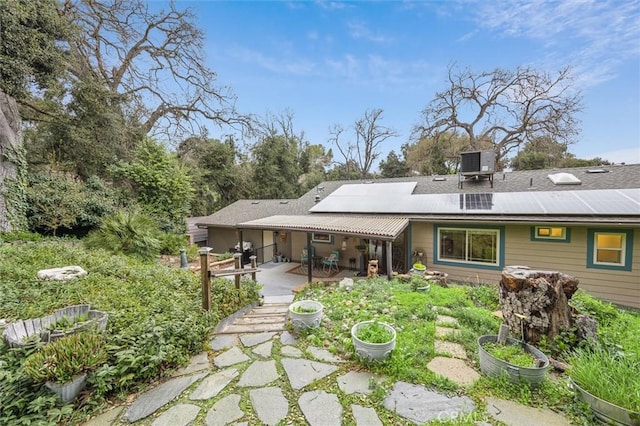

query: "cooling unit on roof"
left=460, top=150, right=496, bottom=176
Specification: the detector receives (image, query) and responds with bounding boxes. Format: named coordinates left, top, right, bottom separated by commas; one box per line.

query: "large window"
left=587, top=229, right=633, bottom=271
left=435, top=226, right=503, bottom=269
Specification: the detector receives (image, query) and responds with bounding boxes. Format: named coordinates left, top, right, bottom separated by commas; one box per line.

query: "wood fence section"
left=199, top=250, right=259, bottom=311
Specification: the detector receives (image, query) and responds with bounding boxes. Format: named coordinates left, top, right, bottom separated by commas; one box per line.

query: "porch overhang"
left=236, top=215, right=409, bottom=240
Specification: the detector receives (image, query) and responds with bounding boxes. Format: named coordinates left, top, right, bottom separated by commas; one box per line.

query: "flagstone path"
left=82, top=296, right=570, bottom=426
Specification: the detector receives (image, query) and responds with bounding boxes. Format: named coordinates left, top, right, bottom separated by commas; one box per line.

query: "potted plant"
left=289, top=300, right=323, bottom=330
left=477, top=335, right=549, bottom=386
left=351, top=320, right=396, bottom=362
left=412, top=260, right=427, bottom=275
left=23, top=332, right=107, bottom=403
left=568, top=346, right=640, bottom=425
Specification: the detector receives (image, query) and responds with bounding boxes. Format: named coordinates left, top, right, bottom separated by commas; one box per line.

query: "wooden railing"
left=199, top=249, right=259, bottom=311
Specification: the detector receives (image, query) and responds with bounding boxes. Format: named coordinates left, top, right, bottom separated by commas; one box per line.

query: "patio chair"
left=300, top=246, right=315, bottom=269
left=322, top=250, right=340, bottom=274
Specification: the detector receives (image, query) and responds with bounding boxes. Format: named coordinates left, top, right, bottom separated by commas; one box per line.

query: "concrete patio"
left=246, top=261, right=357, bottom=297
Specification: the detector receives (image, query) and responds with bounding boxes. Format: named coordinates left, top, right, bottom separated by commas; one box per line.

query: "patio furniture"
left=322, top=250, right=340, bottom=274
left=300, top=246, right=315, bottom=269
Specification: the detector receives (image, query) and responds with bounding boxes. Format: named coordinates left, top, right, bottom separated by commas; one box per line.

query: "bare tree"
left=61, top=0, right=249, bottom=140
left=328, top=124, right=356, bottom=176
left=354, top=109, right=398, bottom=177
left=330, top=108, right=398, bottom=178
left=415, top=65, right=582, bottom=165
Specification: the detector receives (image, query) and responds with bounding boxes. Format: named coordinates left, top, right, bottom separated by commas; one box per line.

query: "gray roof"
left=196, top=164, right=640, bottom=229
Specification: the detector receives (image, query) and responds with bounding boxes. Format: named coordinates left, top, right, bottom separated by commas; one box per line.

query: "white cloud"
left=472, top=0, right=640, bottom=86
left=228, top=46, right=317, bottom=76
left=347, top=21, right=392, bottom=43
left=314, top=0, right=351, bottom=10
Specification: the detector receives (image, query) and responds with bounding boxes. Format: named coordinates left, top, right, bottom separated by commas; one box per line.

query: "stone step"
left=233, top=315, right=287, bottom=325
left=246, top=306, right=289, bottom=316
left=218, top=323, right=287, bottom=334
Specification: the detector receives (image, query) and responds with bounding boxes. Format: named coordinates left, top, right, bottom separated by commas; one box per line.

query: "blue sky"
left=173, top=0, right=639, bottom=165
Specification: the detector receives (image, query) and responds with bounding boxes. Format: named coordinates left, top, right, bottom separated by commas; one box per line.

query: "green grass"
left=568, top=345, right=640, bottom=412
left=482, top=342, right=536, bottom=367
left=353, top=321, right=395, bottom=343
left=295, top=277, right=640, bottom=424
left=291, top=305, right=319, bottom=313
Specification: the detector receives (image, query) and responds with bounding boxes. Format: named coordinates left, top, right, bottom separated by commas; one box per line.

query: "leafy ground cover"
left=0, top=237, right=259, bottom=425
left=294, top=278, right=640, bottom=424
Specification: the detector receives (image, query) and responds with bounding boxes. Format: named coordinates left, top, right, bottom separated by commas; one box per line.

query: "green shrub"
left=0, top=239, right=259, bottom=423
left=216, top=251, right=234, bottom=261
left=23, top=333, right=107, bottom=383
left=0, top=342, right=73, bottom=425
left=158, top=232, right=189, bottom=255
left=25, top=173, right=120, bottom=236
left=84, top=209, right=161, bottom=261
left=0, top=230, right=43, bottom=243
left=110, top=138, right=194, bottom=234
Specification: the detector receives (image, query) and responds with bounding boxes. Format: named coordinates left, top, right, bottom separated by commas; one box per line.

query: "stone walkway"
left=82, top=296, right=571, bottom=426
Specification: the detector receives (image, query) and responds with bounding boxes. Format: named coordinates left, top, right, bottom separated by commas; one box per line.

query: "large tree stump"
left=499, top=265, right=580, bottom=346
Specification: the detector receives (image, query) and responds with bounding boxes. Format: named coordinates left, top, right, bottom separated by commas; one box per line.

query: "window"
left=587, top=229, right=633, bottom=271
left=531, top=226, right=570, bottom=242
left=435, top=226, right=504, bottom=269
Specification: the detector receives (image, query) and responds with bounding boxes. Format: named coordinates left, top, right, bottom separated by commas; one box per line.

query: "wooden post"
left=250, top=255, right=257, bottom=281
left=234, top=253, right=242, bottom=289
left=306, top=232, right=313, bottom=284
left=386, top=240, right=393, bottom=280
left=199, top=247, right=212, bottom=311
left=237, top=230, right=244, bottom=269
left=497, top=324, right=510, bottom=345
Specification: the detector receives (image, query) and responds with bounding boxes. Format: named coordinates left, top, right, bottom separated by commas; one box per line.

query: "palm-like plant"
left=84, top=209, right=161, bottom=261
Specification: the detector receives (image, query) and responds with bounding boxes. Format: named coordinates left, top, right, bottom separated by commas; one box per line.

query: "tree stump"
left=499, top=265, right=580, bottom=346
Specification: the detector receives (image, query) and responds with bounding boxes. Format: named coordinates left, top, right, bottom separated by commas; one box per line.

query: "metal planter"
left=477, top=335, right=549, bottom=386
left=351, top=321, right=396, bottom=362
left=45, top=374, right=87, bottom=403
left=288, top=301, right=323, bottom=330
left=572, top=380, right=640, bottom=426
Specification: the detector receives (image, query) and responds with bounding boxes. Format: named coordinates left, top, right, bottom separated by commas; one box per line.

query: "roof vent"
left=586, top=169, right=609, bottom=174
left=548, top=172, right=581, bottom=185
left=433, top=177, right=447, bottom=182
left=251, top=201, right=260, bottom=204
left=279, top=200, right=290, bottom=204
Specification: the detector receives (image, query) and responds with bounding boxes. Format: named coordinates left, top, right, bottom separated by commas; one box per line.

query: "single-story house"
left=196, top=163, right=640, bottom=309
left=186, top=216, right=209, bottom=246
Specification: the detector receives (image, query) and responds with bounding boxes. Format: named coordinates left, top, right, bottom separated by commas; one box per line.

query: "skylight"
left=548, top=172, right=582, bottom=185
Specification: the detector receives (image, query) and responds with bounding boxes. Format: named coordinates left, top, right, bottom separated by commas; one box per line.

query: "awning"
left=236, top=215, right=409, bottom=240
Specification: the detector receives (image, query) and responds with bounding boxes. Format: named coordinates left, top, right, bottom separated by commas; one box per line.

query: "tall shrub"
left=111, top=138, right=194, bottom=233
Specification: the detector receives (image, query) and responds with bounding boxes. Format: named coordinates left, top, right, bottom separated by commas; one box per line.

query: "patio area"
left=252, top=261, right=356, bottom=297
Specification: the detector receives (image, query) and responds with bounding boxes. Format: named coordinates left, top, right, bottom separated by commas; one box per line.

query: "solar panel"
left=310, top=185, right=640, bottom=216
